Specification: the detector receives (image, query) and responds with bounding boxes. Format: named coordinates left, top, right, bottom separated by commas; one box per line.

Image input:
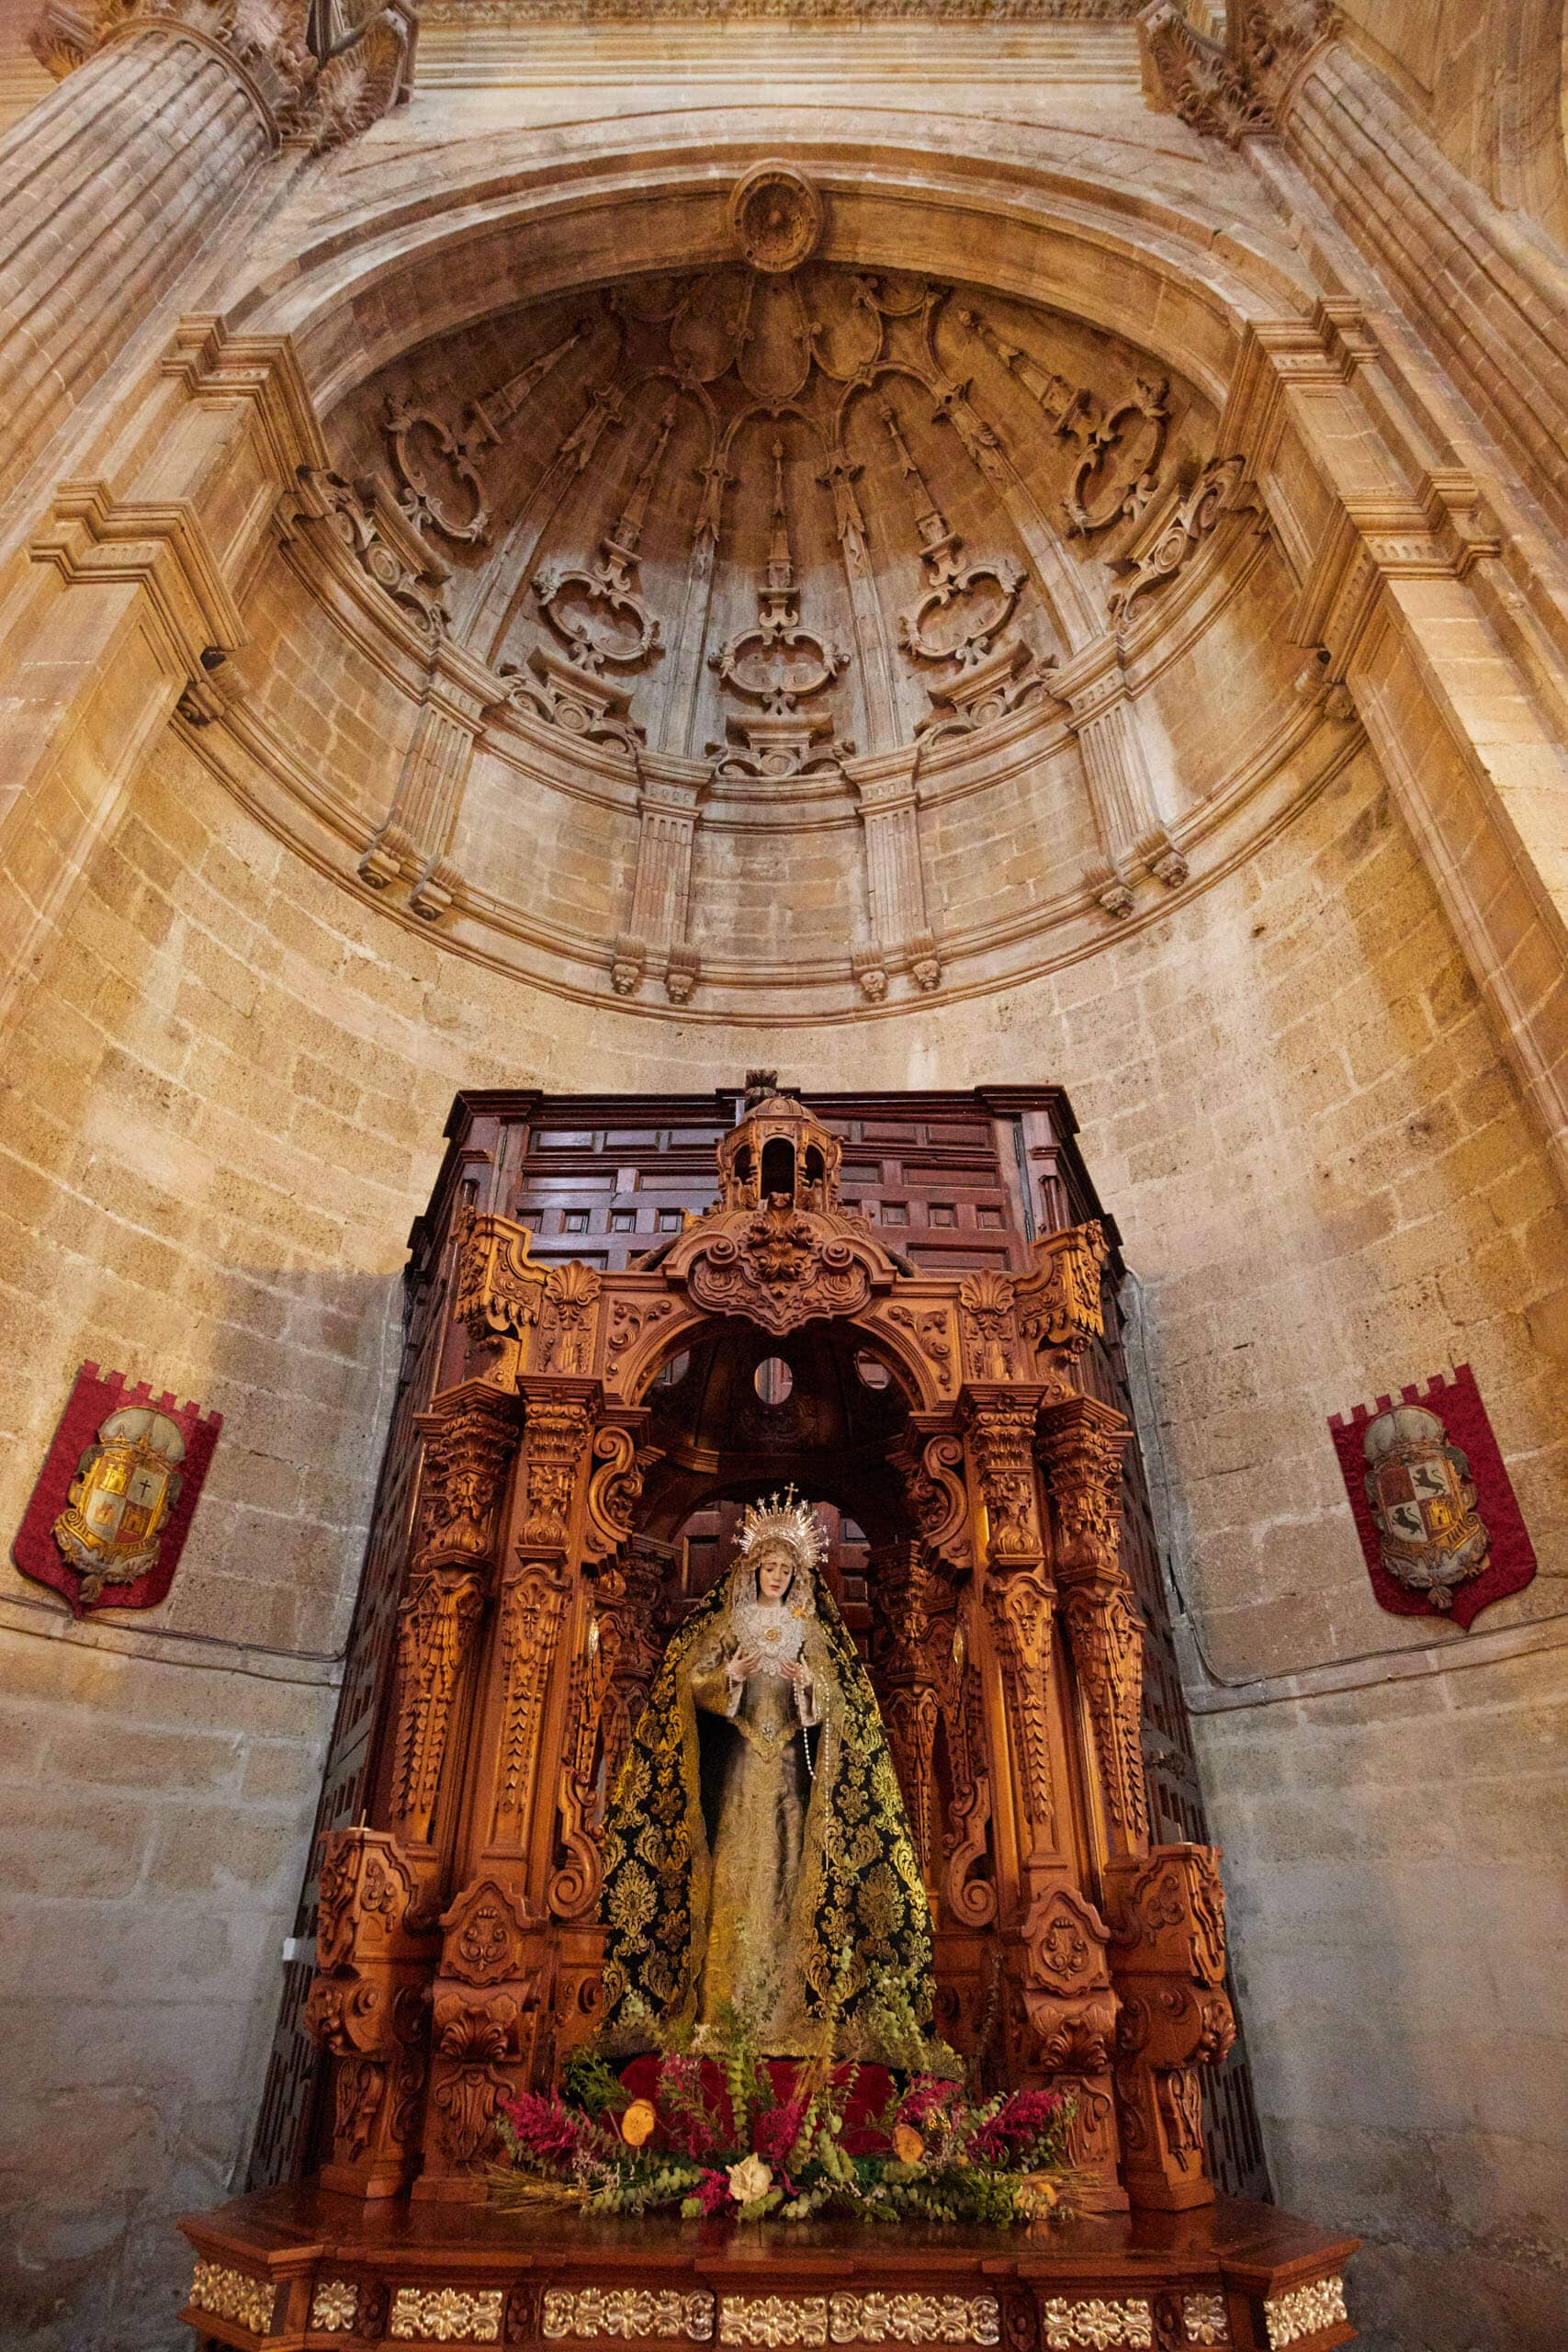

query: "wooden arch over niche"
left=294, top=1084, right=1244, bottom=2221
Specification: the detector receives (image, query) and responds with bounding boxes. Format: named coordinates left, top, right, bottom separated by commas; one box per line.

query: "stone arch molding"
left=158, top=143, right=1373, bottom=1014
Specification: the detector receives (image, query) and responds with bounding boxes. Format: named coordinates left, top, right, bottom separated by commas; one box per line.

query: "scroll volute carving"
left=452, top=1206, right=548, bottom=1388
left=1105, top=1845, right=1235, bottom=2212
left=1012, top=1879, right=1124, bottom=2212
left=421, top=1876, right=546, bottom=2184
left=305, top=1828, right=439, bottom=2198
left=549, top=1427, right=662, bottom=1925
left=1013, top=1219, right=1109, bottom=1393
left=886, top=1430, right=993, bottom=1928
left=1036, top=1396, right=1146, bottom=1859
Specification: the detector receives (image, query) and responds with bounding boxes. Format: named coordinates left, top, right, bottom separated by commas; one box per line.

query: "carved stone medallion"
left=729, top=165, right=825, bottom=274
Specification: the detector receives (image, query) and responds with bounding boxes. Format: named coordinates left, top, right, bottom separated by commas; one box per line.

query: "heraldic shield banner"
left=12, top=1363, right=222, bottom=1618
left=1328, top=1362, right=1536, bottom=1629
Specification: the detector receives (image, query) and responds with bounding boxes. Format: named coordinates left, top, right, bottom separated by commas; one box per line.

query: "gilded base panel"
left=176, top=2189, right=1356, bottom=2352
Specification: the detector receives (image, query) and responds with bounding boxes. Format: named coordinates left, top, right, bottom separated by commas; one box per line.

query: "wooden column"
left=307, top=1378, right=521, bottom=2199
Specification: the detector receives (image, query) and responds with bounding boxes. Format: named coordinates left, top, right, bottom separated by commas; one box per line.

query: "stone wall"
left=1, top=712, right=1562, bottom=2349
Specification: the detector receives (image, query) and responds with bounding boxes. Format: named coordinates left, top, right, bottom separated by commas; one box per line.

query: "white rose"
left=727, top=2154, right=773, bottom=2205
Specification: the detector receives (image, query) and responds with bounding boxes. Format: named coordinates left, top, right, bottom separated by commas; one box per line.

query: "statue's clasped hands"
left=728, top=1648, right=809, bottom=1687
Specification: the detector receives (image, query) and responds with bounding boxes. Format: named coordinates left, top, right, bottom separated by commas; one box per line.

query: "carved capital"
left=888, top=1422, right=971, bottom=1570
left=516, top=1384, right=595, bottom=1552
left=412, top=1383, right=520, bottom=1575
left=964, top=1391, right=1047, bottom=1566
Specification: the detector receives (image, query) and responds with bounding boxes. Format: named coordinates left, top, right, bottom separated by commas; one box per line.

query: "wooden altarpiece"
left=179, top=1092, right=1356, bottom=2352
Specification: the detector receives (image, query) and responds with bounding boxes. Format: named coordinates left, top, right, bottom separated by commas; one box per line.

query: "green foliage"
left=492, top=1958, right=1076, bottom=2233
left=563, top=2048, right=630, bottom=2120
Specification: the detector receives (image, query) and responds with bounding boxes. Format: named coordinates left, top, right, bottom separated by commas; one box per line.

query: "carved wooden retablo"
left=179, top=1085, right=1356, bottom=2348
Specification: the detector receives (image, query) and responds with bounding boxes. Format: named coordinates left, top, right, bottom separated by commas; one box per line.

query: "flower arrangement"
left=491, top=1977, right=1077, bottom=2229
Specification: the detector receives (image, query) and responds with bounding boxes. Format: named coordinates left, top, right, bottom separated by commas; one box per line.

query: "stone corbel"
left=616, top=761, right=705, bottom=1001
left=359, top=641, right=506, bottom=920
left=1056, top=637, right=1187, bottom=913
left=304, top=1826, right=440, bottom=2199
left=844, top=747, right=942, bottom=992
left=1104, top=1843, right=1235, bottom=2211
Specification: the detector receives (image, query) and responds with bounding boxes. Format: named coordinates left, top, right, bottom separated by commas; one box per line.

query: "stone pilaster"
left=1057, top=637, right=1186, bottom=916
left=614, top=761, right=705, bottom=1002
left=359, top=643, right=504, bottom=922
left=845, top=746, right=942, bottom=993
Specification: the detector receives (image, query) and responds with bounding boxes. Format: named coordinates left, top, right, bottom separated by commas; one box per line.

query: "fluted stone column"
left=1278, top=38, right=1568, bottom=534
left=0, top=22, right=274, bottom=494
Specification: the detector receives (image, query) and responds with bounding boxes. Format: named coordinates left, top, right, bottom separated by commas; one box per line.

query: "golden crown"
left=735, top=1486, right=829, bottom=1574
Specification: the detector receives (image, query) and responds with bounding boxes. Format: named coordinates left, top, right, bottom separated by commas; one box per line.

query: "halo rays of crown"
left=735, top=1484, right=829, bottom=1573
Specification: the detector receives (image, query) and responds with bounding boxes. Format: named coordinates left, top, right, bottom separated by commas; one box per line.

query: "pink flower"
left=899, top=2078, right=961, bottom=2130
left=752, top=2098, right=808, bottom=2164
left=499, top=2091, right=588, bottom=2166
left=694, top=2168, right=732, bottom=2216
left=968, top=2089, right=1063, bottom=2165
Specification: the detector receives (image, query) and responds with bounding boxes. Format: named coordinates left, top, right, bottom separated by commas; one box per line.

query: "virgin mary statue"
left=597, top=1491, right=935, bottom=2062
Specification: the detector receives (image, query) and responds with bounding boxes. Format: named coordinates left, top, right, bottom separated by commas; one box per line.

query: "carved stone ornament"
left=729, top=164, right=825, bottom=275
left=1107, top=457, right=1250, bottom=624
left=290, top=466, right=451, bottom=643
left=385, top=396, right=492, bottom=546
left=34, top=0, right=414, bottom=149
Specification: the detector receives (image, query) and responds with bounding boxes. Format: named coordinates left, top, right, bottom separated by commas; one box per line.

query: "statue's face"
left=755, top=1545, right=795, bottom=1601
